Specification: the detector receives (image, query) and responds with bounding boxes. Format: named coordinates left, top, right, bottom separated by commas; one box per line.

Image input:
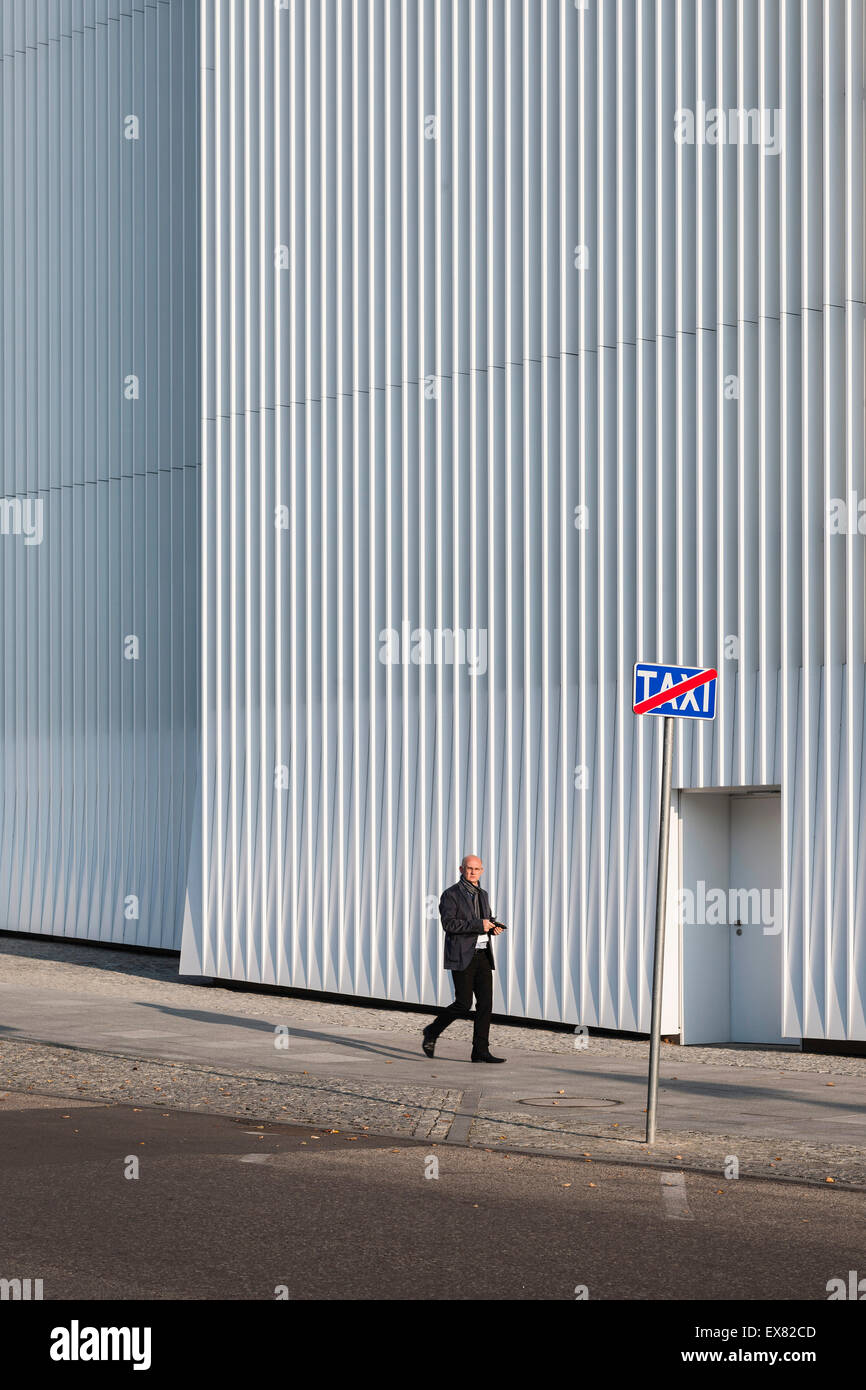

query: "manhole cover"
left=518, top=1096, right=623, bottom=1109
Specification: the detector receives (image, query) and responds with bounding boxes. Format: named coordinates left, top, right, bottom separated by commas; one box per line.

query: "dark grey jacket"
left=438, top=879, right=496, bottom=972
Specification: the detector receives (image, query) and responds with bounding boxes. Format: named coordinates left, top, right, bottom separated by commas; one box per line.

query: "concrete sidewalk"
left=1, top=935, right=865, bottom=1186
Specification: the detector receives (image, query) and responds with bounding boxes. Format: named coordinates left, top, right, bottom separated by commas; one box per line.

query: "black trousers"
left=427, top=949, right=493, bottom=1051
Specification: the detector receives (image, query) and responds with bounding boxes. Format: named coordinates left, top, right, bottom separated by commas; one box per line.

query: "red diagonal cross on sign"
left=633, top=668, right=717, bottom=715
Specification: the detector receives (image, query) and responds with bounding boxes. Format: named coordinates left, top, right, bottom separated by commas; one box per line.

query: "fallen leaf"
left=588, top=1182, right=597, bottom=1187
left=825, top=1177, right=835, bottom=1183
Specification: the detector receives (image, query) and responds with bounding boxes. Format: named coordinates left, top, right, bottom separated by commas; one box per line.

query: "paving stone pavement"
left=2, top=934, right=866, bottom=1186
left=0, top=1039, right=462, bottom=1142
left=467, top=1107, right=866, bottom=1186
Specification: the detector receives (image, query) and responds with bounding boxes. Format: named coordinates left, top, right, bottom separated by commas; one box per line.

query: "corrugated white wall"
left=185, top=0, right=863, bottom=1037
left=0, top=0, right=199, bottom=948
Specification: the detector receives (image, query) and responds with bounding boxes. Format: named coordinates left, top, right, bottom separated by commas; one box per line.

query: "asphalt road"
left=1, top=1094, right=863, bottom=1302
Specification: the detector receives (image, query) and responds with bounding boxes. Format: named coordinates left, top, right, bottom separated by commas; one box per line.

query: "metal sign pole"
left=646, top=714, right=674, bottom=1145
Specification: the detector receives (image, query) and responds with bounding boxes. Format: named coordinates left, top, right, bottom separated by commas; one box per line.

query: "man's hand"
left=482, top=919, right=495, bottom=932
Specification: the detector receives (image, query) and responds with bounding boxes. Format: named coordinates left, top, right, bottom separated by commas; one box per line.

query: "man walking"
left=421, top=855, right=506, bottom=1063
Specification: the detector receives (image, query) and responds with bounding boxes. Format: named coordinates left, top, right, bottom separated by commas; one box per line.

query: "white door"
left=729, top=794, right=784, bottom=1044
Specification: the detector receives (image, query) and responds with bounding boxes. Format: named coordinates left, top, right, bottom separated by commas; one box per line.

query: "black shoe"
left=422, top=1026, right=436, bottom=1058
left=471, top=1051, right=506, bottom=1063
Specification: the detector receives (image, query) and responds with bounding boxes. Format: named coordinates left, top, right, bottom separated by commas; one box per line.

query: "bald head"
left=460, top=855, right=483, bottom=884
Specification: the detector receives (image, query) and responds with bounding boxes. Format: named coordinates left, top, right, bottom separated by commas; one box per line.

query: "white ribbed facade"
left=179, top=0, right=866, bottom=1039
left=4, top=1, right=865, bottom=1040
left=0, top=0, right=199, bottom=948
